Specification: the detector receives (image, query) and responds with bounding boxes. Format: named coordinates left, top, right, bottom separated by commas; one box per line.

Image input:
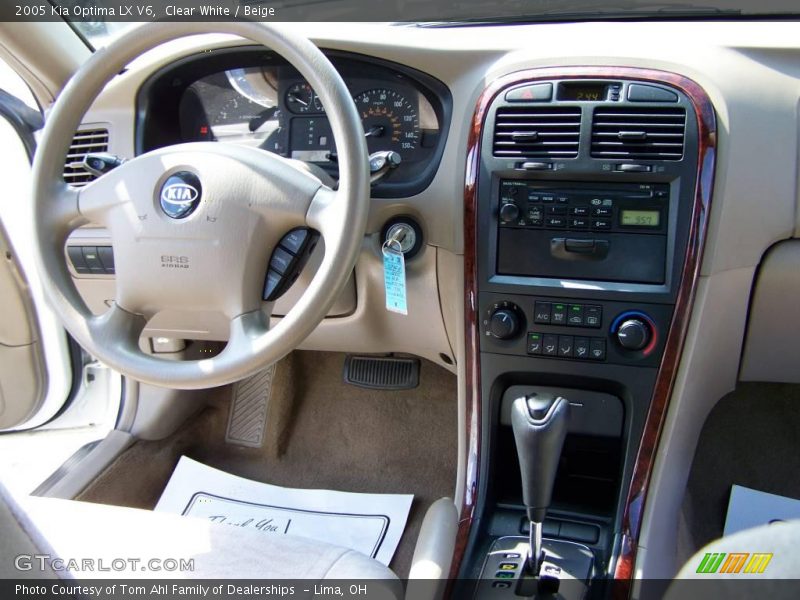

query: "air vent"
left=63, top=128, right=109, bottom=187
left=493, top=106, right=581, bottom=159
left=591, top=107, right=686, bottom=160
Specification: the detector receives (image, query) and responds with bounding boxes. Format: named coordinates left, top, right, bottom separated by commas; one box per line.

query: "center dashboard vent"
left=493, top=106, right=581, bottom=159
left=591, top=107, right=686, bottom=160
left=63, top=128, right=109, bottom=187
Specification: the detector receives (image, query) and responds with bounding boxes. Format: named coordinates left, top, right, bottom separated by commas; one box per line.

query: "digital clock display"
left=621, top=210, right=660, bottom=227
left=559, top=83, right=608, bottom=101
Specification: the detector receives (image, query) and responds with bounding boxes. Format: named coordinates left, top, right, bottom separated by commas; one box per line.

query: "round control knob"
left=499, top=203, right=520, bottom=224
left=489, top=308, right=521, bottom=340
left=616, top=318, right=651, bottom=351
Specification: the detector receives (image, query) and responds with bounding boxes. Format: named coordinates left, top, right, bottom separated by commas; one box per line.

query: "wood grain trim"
left=453, top=67, right=716, bottom=590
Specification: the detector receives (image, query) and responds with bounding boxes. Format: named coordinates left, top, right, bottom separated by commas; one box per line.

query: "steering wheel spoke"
left=33, top=183, right=90, bottom=243
left=305, top=186, right=342, bottom=244
left=87, top=303, right=148, bottom=359
left=76, top=172, right=131, bottom=226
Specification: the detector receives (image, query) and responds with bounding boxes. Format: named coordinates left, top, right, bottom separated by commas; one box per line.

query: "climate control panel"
left=480, top=292, right=669, bottom=367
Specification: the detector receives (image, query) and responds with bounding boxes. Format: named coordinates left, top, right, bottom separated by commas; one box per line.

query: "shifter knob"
left=511, top=393, right=570, bottom=523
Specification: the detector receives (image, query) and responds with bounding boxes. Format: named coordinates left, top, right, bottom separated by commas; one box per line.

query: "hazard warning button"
left=505, top=83, right=553, bottom=102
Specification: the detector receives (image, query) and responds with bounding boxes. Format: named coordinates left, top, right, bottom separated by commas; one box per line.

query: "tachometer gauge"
left=354, top=88, right=420, bottom=155
left=212, top=96, right=263, bottom=125
left=225, top=68, right=276, bottom=107
left=286, top=82, right=324, bottom=114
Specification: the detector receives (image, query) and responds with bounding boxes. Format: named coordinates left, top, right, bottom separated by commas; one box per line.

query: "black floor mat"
left=684, top=382, right=800, bottom=550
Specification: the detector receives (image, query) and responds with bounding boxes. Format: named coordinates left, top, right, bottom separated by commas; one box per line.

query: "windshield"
left=70, top=21, right=139, bottom=48
left=53, top=0, right=800, bottom=50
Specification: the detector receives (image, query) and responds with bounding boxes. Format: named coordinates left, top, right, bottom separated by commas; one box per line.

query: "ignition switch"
left=381, top=217, right=422, bottom=260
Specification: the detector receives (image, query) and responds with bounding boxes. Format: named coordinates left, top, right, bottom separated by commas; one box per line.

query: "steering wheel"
left=30, top=23, right=369, bottom=389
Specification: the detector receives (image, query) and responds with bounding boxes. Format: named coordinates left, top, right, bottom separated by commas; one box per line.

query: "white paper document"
left=724, top=484, right=800, bottom=536
left=155, top=457, right=413, bottom=566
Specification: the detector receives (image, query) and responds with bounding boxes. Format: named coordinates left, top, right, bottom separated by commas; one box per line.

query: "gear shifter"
left=511, top=392, right=570, bottom=576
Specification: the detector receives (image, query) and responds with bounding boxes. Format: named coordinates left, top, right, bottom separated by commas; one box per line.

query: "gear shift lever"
left=511, top=393, right=570, bottom=576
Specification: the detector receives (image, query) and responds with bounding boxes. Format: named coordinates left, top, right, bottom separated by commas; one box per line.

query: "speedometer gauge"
left=354, top=89, right=420, bottom=155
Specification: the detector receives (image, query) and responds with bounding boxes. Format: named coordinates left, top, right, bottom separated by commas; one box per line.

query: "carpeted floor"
left=682, top=382, right=800, bottom=552
left=77, top=351, right=458, bottom=578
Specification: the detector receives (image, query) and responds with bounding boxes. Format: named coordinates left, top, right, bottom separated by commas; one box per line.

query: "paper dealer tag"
left=382, top=244, right=407, bottom=315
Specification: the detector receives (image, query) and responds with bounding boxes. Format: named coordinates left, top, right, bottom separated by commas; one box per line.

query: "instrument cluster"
left=173, top=59, right=441, bottom=179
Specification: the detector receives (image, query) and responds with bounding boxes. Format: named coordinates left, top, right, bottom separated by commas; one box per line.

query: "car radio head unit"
left=496, top=180, right=669, bottom=284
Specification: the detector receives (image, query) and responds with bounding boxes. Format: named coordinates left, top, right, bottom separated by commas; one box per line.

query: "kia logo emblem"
left=159, top=172, right=202, bottom=219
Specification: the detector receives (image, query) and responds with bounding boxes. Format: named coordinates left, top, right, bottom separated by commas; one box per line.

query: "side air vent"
left=493, top=106, right=581, bottom=159
left=591, top=107, right=686, bottom=160
left=63, top=128, right=109, bottom=187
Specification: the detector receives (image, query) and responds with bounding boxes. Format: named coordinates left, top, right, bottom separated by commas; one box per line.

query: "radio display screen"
left=621, top=209, right=660, bottom=227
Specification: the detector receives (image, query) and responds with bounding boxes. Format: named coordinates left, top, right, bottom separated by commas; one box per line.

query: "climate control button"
left=611, top=311, right=657, bottom=354
left=616, top=318, right=651, bottom=351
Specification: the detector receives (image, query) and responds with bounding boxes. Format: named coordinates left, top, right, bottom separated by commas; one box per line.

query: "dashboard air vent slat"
left=63, top=128, right=109, bottom=187
left=493, top=107, right=581, bottom=159
left=591, top=107, right=686, bottom=160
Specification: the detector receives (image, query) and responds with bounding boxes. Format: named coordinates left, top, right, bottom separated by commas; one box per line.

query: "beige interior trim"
left=740, top=241, right=800, bottom=383
left=407, top=498, right=458, bottom=600
left=0, top=22, right=90, bottom=105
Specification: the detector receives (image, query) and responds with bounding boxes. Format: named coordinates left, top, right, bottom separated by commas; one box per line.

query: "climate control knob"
left=616, top=318, right=651, bottom=351
left=489, top=308, right=521, bottom=340
left=499, top=203, right=520, bottom=224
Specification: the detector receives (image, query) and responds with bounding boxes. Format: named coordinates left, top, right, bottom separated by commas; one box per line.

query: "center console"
left=455, top=68, right=716, bottom=598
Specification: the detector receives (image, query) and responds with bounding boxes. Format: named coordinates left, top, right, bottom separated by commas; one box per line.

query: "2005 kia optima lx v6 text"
left=0, top=2, right=799, bottom=599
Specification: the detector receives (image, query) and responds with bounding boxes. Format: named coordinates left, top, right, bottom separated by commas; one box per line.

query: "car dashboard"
left=62, top=20, right=800, bottom=592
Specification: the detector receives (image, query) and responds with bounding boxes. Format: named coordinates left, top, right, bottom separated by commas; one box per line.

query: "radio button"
left=567, top=304, right=584, bottom=326
left=556, top=196, right=570, bottom=204
left=547, top=205, right=567, bottom=215
left=569, top=218, right=589, bottom=229
left=591, top=219, right=612, bottom=230
left=541, top=195, right=555, bottom=203
left=585, top=306, right=603, bottom=328
left=551, top=303, right=567, bottom=325
left=592, top=206, right=613, bottom=217
left=500, top=203, right=520, bottom=223
left=534, top=302, right=552, bottom=324
left=571, top=206, right=590, bottom=216
left=546, top=217, right=567, bottom=228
